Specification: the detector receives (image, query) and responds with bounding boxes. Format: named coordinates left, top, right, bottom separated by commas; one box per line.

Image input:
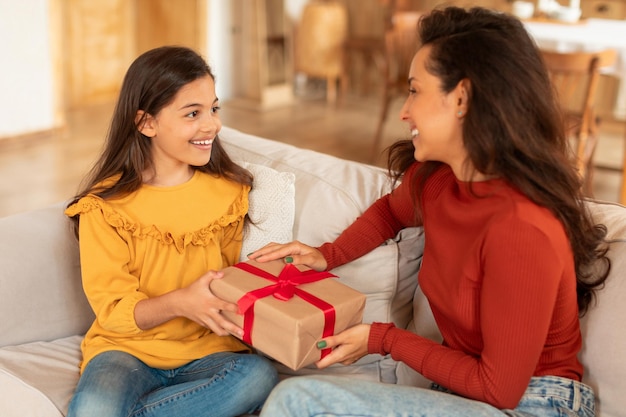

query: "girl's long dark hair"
left=67, top=46, right=252, bottom=235
left=388, top=7, right=609, bottom=315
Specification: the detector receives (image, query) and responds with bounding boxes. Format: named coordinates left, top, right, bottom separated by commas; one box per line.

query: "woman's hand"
left=248, top=240, right=328, bottom=271
left=314, top=324, right=371, bottom=368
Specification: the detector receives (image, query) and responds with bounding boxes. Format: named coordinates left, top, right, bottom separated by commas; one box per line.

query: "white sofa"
left=1, top=126, right=625, bottom=417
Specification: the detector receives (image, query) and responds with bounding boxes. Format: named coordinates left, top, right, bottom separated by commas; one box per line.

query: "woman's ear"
left=455, top=79, right=471, bottom=118
left=135, top=110, right=156, bottom=137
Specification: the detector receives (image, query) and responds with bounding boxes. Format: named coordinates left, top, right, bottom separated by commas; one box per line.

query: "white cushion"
left=239, top=162, right=295, bottom=262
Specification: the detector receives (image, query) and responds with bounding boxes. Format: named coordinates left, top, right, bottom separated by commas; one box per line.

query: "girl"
left=65, top=46, right=278, bottom=417
left=251, top=7, right=610, bottom=417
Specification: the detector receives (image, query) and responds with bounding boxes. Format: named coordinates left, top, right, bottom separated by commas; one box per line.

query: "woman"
left=251, top=7, right=609, bottom=417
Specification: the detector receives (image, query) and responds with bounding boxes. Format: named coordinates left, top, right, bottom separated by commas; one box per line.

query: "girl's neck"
left=143, top=166, right=195, bottom=187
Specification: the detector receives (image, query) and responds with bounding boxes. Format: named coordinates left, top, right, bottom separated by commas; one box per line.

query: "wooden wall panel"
left=63, top=0, right=135, bottom=108
left=61, top=0, right=206, bottom=110
left=135, top=0, right=206, bottom=55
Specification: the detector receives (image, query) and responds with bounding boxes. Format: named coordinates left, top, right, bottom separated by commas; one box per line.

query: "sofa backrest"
left=2, top=126, right=623, bottom=416
left=0, top=203, right=94, bottom=347
left=578, top=200, right=626, bottom=417
left=220, top=127, right=395, bottom=246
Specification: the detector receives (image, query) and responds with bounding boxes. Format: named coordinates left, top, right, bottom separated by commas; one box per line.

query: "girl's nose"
left=399, top=98, right=411, bottom=122
left=201, top=113, right=220, bottom=132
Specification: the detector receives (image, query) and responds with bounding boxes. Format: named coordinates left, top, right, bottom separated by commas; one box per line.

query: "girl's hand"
left=178, top=270, right=243, bottom=337
left=314, top=324, right=371, bottom=368
left=248, top=240, right=328, bottom=271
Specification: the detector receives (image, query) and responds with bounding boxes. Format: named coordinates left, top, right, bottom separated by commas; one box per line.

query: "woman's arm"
left=251, top=163, right=421, bottom=269
left=370, top=222, right=571, bottom=409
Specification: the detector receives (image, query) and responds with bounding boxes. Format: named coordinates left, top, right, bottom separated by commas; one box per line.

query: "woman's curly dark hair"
left=387, top=7, right=609, bottom=315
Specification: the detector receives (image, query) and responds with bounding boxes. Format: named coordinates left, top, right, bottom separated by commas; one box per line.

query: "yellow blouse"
left=65, top=171, right=250, bottom=372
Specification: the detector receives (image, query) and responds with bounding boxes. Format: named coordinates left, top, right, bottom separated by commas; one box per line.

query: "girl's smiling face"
left=400, top=45, right=470, bottom=180
left=138, top=75, right=221, bottom=185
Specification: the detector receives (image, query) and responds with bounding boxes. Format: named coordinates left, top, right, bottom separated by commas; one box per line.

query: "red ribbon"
left=233, top=262, right=337, bottom=359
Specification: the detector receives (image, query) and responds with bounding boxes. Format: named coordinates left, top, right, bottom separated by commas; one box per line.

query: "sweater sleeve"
left=72, top=201, right=147, bottom=335
left=368, top=219, right=572, bottom=409
left=319, top=163, right=421, bottom=270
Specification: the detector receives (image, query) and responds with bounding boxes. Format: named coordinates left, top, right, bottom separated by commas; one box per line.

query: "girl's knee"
left=68, top=390, right=128, bottom=417
left=243, top=354, right=279, bottom=394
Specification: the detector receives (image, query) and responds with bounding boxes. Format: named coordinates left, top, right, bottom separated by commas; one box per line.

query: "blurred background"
left=1, top=0, right=625, bottom=217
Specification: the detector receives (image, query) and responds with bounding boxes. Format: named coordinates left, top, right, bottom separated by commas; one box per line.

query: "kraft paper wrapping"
left=211, top=259, right=366, bottom=370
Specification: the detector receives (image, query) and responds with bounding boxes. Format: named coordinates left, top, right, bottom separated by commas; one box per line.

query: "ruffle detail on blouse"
left=65, top=193, right=248, bottom=253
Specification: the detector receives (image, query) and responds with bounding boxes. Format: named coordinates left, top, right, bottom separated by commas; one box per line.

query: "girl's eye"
left=211, top=105, right=221, bottom=114
left=408, top=88, right=417, bottom=95
left=186, top=110, right=199, bottom=118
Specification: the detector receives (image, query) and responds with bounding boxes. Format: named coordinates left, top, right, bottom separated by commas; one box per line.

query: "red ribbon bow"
left=234, top=262, right=337, bottom=359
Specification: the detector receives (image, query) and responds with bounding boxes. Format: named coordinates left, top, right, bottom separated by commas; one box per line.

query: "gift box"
left=211, top=259, right=366, bottom=370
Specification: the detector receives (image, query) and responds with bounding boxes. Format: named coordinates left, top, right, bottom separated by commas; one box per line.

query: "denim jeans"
left=259, top=375, right=595, bottom=417
left=67, top=350, right=279, bottom=417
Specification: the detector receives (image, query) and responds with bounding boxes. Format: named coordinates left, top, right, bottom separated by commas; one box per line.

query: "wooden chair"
left=541, top=48, right=617, bottom=196
left=294, top=1, right=348, bottom=103
left=370, top=11, right=422, bottom=162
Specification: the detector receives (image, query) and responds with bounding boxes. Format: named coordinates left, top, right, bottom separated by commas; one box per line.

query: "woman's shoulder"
left=482, top=184, right=568, bottom=247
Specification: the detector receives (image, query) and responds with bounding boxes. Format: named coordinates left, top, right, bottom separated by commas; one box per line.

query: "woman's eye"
left=408, top=88, right=417, bottom=95
left=211, top=106, right=221, bottom=114
left=186, top=110, right=199, bottom=118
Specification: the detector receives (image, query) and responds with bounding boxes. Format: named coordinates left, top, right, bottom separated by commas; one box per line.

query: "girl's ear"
left=135, top=110, right=156, bottom=137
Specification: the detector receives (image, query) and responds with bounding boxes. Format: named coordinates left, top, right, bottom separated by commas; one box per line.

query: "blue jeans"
left=259, top=375, right=595, bottom=417
left=67, top=350, right=279, bottom=417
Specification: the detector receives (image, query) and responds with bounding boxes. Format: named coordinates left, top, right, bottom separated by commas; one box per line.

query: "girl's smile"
left=189, top=138, right=214, bottom=149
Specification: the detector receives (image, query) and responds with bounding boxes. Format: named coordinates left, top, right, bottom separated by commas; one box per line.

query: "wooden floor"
left=1, top=88, right=625, bottom=219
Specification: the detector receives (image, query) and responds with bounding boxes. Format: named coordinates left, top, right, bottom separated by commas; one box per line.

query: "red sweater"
left=318, top=163, right=582, bottom=409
